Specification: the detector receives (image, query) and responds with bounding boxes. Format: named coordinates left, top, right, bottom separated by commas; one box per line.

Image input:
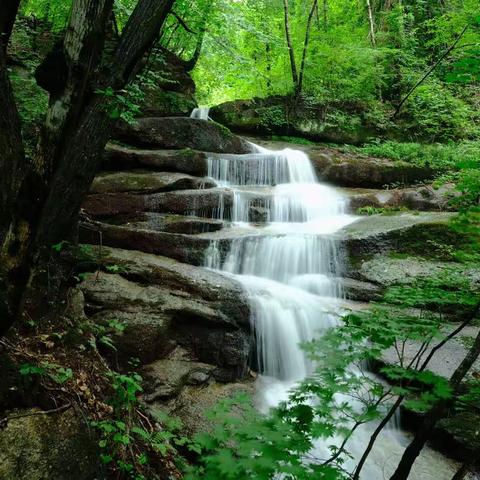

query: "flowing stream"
left=197, top=108, right=466, bottom=479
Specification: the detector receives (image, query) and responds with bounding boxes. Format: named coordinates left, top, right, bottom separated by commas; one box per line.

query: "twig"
left=0, top=403, right=71, bottom=426
left=393, top=24, right=469, bottom=117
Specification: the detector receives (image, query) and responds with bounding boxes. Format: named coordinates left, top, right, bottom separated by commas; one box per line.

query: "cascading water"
left=201, top=134, right=466, bottom=478
left=190, top=107, right=211, bottom=120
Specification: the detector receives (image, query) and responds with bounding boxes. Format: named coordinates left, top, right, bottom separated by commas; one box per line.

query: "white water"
left=202, top=139, right=466, bottom=478
left=190, top=107, right=210, bottom=120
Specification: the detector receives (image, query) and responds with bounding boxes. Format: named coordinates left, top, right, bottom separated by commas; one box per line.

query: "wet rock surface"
left=345, top=183, right=458, bottom=212
left=79, top=247, right=251, bottom=375
left=83, top=188, right=233, bottom=218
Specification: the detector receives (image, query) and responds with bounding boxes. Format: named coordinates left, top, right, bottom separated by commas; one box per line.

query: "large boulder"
left=141, top=89, right=197, bottom=118
left=210, top=96, right=384, bottom=145
left=90, top=171, right=216, bottom=194
left=115, top=117, right=253, bottom=154
left=79, top=247, right=251, bottom=378
left=0, top=408, right=100, bottom=480
left=138, top=48, right=197, bottom=117
left=337, top=212, right=460, bottom=259
left=103, top=144, right=209, bottom=176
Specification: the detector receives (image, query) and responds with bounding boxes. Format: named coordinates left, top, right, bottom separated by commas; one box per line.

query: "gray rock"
left=381, top=325, right=480, bottom=381
left=0, top=408, right=100, bottom=480
left=337, top=212, right=459, bottom=258
left=352, top=256, right=480, bottom=289
left=90, top=171, right=216, bottom=194
left=79, top=248, right=251, bottom=375
left=120, top=213, right=224, bottom=235
left=115, top=117, right=253, bottom=154
left=82, top=188, right=233, bottom=218
left=142, top=352, right=216, bottom=401
left=345, top=184, right=458, bottom=212
left=210, top=96, right=379, bottom=145
left=148, top=380, right=255, bottom=436
left=79, top=221, right=215, bottom=265
left=104, top=144, right=208, bottom=176
left=337, top=277, right=382, bottom=301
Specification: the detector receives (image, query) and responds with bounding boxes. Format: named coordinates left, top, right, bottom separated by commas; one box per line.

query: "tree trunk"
left=389, top=316, right=480, bottom=480
left=366, top=0, right=376, bottom=46
left=0, top=0, right=176, bottom=339
left=35, top=0, right=176, bottom=249
left=0, top=0, right=20, bottom=50
left=283, top=0, right=299, bottom=95
left=298, top=0, right=318, bottom=95
left=323, top=0, right=328, bottom=32
left=36, top=0, right=114, bottom=178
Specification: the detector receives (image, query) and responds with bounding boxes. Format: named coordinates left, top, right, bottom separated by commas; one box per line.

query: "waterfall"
left=190, top=107, right=210, bottom=120
left=204, top=145, right=355, bottom=401
left=202, top=139, right=462, bottom=479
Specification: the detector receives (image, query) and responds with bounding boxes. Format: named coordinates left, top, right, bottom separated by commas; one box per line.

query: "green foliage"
left=348, top=140, right=480, bottom=173
left=400, top=84, right=474, bottom=142
left=356, top=206, right=413, bottom=216
left=20, top=361, right=73, bottom=385
left=92, top=370, right=190, bottom=479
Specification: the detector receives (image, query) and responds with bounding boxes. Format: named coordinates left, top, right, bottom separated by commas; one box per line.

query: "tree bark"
left=283, top=0, right=299, bottom=95
left=389, top=309, right=480, bottom=480
left=0, top=0, right=20, bottom=50
left=323, top=0, right=328, bottom=32
left=35, top=0, right=175, bottom=249
left=366, top=0, right=376, bottom=46
left=0, top=40, right=30, bottom=337
left=0, top=0, right=176, bottom=339
left=36, top=0, right=114, bottom=178
left=298, top=0, right=318, bottom=95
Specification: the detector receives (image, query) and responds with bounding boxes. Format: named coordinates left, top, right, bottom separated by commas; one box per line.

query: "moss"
left=438, top=413, right=480, bottom=453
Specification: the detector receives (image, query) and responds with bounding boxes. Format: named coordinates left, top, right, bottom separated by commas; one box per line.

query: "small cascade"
left=190, top=107, right=210, bottom=120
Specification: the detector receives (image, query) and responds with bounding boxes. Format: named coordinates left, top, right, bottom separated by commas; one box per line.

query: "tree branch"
left=393, top=24, right=469, bottom=117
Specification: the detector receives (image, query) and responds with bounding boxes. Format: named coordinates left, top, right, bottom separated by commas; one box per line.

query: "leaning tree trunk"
left=35, top=0, right=114, bottom=179
left=34, top=0, right=176, bottom=249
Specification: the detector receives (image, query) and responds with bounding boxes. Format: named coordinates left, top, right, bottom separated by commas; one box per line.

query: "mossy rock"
left=0, top=408, right=101, bottom=480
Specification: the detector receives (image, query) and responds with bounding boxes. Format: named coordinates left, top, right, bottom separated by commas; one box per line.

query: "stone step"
left=115, top=117, right=253, bottom=154
left=90, top=170, right=216, bottom=195
left=104, top=144, right=209, bottom=176
left=82, top=188, right=233, bottom=219
left=107, top=212, right=224, bottom=235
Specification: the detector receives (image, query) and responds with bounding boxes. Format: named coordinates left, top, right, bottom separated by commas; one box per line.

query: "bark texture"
left=0, top=0, right=176, bottom=338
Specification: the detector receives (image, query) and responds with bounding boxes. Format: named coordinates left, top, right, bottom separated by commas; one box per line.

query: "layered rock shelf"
left=76, top=116, right=478, bottom=461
